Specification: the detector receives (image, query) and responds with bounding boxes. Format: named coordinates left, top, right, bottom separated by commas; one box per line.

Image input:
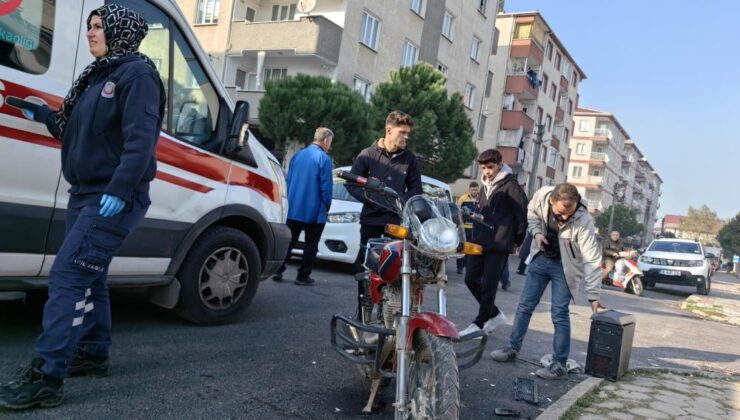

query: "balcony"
left=550, top=136, right=560, bottom=150
left=230, top=16, right=342, bottom=65
left=555, top=105, right=564, bottom=122
left=497, top=129, right=523, bottom=148
left=546, top=166, right=556, bottom=179
left=505, top=74, right=540, bottom=100
left=588, top=201, right=603, bottom=212
left=635, top=168, right=647, bottom=181
left=590, top=152, right=608, bottom=162
left=594, top=127, right=612, bottom=138
left=510, top=38, right=544, bottom=65
left=501, top=110, right=535, bottom=132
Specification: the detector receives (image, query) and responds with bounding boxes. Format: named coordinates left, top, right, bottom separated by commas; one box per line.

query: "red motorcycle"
left=602, top=250, right=645, bottom=296
left=330, top=171, right=487, bottom=419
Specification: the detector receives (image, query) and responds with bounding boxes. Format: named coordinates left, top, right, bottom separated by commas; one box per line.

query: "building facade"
left=175, top=0, right=500, bottom=134
left=661, top=215, right=723, bottom=246
left=453, top=11, right=586, bottom=195
left=568, top=108, right=662, bottom=242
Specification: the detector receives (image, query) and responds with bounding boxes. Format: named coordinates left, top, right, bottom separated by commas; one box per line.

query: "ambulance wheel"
left=176, top=226, right=261, bottom=325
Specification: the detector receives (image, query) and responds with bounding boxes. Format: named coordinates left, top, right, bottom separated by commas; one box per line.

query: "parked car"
left=0, top=0, right=291, bottom=325
left=293, top=166, right=452, bottom=264
left=638, top=239, right=713, bottom=295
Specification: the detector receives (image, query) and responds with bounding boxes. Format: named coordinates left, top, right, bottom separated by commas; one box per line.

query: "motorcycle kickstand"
left=362, top=378, right=382, bottom=414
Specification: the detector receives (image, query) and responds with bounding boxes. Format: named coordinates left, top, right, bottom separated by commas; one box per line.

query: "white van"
left=0, top=0, right=290, bottom=325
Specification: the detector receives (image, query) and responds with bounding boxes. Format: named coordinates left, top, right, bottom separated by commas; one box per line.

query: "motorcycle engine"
left=382, top=286, right=402, bottom=329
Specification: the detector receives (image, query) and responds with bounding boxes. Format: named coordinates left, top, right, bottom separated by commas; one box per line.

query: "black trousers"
left=277, top=219, right=326, bottom=280
left=465, top=252, right=509, bottom=327
left=353, top=224, right=387, bottom=274
left=517, top=233, right=533, bottom=273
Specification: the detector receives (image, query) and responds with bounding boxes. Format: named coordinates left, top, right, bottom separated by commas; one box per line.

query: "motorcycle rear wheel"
left=407, top=330, right=459, bottom=419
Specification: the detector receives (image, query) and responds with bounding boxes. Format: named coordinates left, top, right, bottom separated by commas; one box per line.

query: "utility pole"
left=527, top=124, right=546, bottom=199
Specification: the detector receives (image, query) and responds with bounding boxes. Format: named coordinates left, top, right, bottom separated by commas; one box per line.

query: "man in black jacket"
left=459, top=149, right=528, bottom=337
left=348, top=111, right=423, bottom=271
left=601, top=230, right=625, bottom=281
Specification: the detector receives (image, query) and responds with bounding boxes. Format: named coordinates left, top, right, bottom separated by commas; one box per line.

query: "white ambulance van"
left=0, top=0, right=291, bottom=325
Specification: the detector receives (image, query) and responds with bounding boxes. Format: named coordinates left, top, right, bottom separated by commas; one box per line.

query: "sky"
left=508, top=0, right=740, bottom=221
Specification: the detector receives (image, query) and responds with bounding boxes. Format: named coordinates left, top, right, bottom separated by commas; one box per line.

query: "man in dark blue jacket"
left=273, top=128, right=334, bottom=286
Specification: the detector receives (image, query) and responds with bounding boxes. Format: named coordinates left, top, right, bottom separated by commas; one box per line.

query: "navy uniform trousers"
left=34, top=201, right=147, bottom=379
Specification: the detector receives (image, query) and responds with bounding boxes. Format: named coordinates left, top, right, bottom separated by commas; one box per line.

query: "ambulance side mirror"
left=225, top=100, right=249, bottom=156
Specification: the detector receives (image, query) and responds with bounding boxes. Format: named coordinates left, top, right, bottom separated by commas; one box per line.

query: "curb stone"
left=536, top=367, right=738, bottom=420
left=535, top=377, right=603, bottom=420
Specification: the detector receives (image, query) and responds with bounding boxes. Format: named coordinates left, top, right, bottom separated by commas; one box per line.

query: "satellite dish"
left=297, top=0, right=316, bottom=14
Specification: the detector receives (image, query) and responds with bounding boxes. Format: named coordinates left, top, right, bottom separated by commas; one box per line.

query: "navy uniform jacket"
left=39, top=56, right=165, bottom=208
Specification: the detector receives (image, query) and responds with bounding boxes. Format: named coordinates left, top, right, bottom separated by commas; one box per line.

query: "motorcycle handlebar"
left=336, top=170, right=399, bottom=198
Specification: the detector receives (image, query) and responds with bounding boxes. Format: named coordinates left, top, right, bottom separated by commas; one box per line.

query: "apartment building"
left=568, top=108, right=663, bottom=242
left=175, top=0, right=500, bottom=134
left=661, top=215, right=723, bottom=246
left=455, top=11, right=586, bottom=195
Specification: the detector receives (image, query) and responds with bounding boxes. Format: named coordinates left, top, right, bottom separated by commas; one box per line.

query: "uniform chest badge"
left=101, top=81, right=116, bottom=98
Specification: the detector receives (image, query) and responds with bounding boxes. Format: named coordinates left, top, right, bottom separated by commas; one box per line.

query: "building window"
left=235, top=69, right=247, bottom=89
left=464, top=83, right=476, bottom=109
left=513, top=23, right=532, bottom=40
left=548, top=148, right=557, bottom=167
left=536, top=107, right=543, bottom=124
left=542, top=146, right=547, bottom=163
left=564, top=128, right=570, bottom=143
left=402, top=40, right=419, bottom=67
left=196, top=0, right=220, bottom=24
left=536, top=177, right=543, bottom=189
left=554, top=51, right=562, bottom=70
left=559, top=156, right=565, bottom=172
left=484, top=71, right=493, bottom=98
left=579, top=120, right=590, bottom=132
left=436, top=62, right=447, bottom=75
left=353, top=76, right=372, bottom=102
left=477, top=115, right=487, bottom=141
left=542, top=74, right=549, bottom=93
left=271, top=4, right=296, bottom=21
left=442, top=11, right=454, bottom=41
left=264, top=68, right=288, bottom=82
left=246, top=73, right=258, bottom=90
left=360, top=10, right=381, bottom=50
left=575, top=143, right=585, bottom=155
left=410, top=0, right=425, bottom=17
left=568, top=99, right=574, bottom=115
left=491, top=27, right=500, bottom=55
left=470, top=36, right=481, bottom=62
left=562, top=61, right=571, bottom=79
left=478, top=0, right=488, bottom=15
left=244, top=7, right=256, bottom=22
left=592, top=169, right=601, bottom=177
left=550, top=83, right=557, bottom=101
left=545, top=114, right=552, bottom=132
left=546, top=40, right=553, bottom=61
left=572, top=166, right=583, bottom=178
left=572, top=71, right=578, bottom=87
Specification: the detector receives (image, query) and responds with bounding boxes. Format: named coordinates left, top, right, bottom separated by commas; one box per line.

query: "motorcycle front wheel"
left=407, top=330, right=459, bottom=419
left=626, top=276, right=644, bottom=296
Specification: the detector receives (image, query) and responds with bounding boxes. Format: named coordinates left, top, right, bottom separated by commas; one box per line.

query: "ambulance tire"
left=176, top=226, right=261, bottom=325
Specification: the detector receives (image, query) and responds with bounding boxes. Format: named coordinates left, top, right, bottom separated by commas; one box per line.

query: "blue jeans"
left=34, top=201, right=147, bottom=378
left=508, top=253, right=572, bottom=365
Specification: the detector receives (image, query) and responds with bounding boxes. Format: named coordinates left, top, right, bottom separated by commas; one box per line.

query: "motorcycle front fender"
left=405, top=312, right=460, bottom=347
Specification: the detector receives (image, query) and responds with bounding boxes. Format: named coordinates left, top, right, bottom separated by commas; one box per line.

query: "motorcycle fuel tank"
left=378, top=240, right=403, bottom=283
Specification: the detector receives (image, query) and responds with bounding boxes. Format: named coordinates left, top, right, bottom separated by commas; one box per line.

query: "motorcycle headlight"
left=640, top=255, right=653, bottom=264
left=327, top=212, right=360, bottom=223
left=418, top=218, right=459, bottom=254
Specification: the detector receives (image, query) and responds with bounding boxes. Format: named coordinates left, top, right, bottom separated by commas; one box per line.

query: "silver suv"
left=638, top=239, right=713, bottom=295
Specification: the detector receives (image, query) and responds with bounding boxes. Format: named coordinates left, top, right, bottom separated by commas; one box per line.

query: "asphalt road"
left=1, top=259, right=738, bottom=419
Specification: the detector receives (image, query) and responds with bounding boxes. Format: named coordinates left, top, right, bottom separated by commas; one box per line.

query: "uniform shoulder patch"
left=101, top=81, right=116, bottom=98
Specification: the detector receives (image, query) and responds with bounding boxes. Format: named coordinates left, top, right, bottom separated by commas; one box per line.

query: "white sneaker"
left=483, top=312, right=508, bottom=334
left=458, top=323, right=481, bottom=337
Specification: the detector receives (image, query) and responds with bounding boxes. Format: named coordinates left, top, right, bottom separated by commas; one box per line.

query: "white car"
left=638, top=239, right=714, bottom=295
left=293, top=166, right=452, bottom=264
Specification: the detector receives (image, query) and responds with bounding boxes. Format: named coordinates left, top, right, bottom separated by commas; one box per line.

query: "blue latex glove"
left=99, top=194, right=125, bottom=217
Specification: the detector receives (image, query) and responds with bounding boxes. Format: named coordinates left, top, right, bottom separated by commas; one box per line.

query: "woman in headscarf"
left=0, top=4, right=165, bottom=410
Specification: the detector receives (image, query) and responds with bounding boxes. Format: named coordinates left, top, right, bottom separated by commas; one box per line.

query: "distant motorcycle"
left=603, top=250, right=645, bottom=296
left=330, top=170, right=487, bottom=419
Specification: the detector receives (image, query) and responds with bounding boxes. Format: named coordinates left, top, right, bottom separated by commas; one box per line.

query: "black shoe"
left=0, top=358, right=63, bottom=410
left=294, top=277, right=315, bottom=286
left=272, top=274, right=283, bottom=282
left=516, top=270, right=525, bottom=275
left=501, top=281, right=510, bottom=291
left=68, top=349, right=110, bottom=377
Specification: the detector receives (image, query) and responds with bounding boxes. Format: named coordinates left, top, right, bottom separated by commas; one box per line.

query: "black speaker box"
left=585, top=309, right=636, bottom=381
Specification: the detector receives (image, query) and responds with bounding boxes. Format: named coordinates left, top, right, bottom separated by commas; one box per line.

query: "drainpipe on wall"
left=221, top=0, right=238, bottom=83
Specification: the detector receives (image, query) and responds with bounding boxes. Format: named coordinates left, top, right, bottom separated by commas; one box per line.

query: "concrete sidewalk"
left=681, top=272, right=740, bottom=326
left=556, top=370, right=739, bottom=420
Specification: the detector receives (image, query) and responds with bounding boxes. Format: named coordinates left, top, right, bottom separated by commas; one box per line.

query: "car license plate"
left=659, top=269, right=681, bottom=276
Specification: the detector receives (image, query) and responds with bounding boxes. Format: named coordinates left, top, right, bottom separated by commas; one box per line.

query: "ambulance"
left=0, top=0, right=291, bottom=325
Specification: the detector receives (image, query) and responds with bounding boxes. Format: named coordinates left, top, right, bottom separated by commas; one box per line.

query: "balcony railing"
left=594, top=127, right=611, bottom=137
left=501, top=110, right=535, bottom=132
left=226, top=88, right=264, bottom=124
left=590, top=152, right=608, bottom=161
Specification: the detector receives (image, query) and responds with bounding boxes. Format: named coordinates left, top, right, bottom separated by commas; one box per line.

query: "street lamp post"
left=527, top=124, right=546, bottom=199
left=606, top=181, right=626, bottom=235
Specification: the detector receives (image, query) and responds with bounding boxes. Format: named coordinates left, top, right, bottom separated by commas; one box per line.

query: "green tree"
left=717, top=212, right=740, bottom=257
left=369, top=63, right=477, bottom=182
left=679, top=205, right=722, bottom=241
left=594, top=205, right=644, bottom=237
left=258, top=74, right=373, bottom=165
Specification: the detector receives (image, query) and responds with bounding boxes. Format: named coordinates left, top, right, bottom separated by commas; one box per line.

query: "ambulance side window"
left=170, top=30, right=219, bottom=146
left=0, top=0, right=55, bottom=74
